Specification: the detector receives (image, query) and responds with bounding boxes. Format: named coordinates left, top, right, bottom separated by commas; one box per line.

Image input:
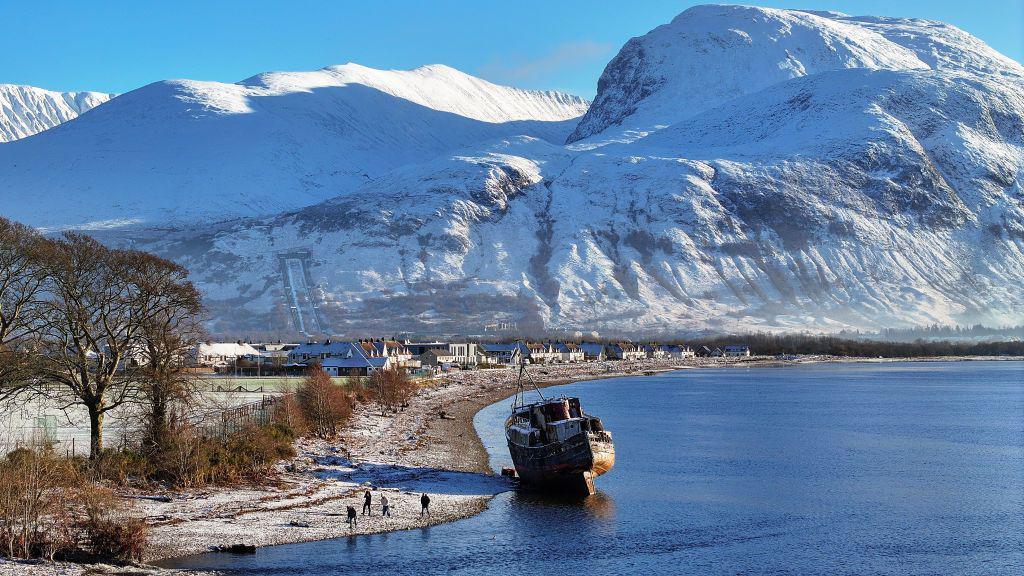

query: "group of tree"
left=0, top=217, right=205, bottom=460
left=689, top=332, right=1024, bottom=358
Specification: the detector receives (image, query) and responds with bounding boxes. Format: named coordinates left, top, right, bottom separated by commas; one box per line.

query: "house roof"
left=196, top=342, right=260, bottom=357
left=320, top=355, right=391, bottom=369
left=289, top=341, right=366, bottom=358
left=481, top=343, right=529, bottom=354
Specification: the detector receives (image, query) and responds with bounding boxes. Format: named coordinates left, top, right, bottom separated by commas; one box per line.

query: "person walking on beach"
left=420, top=493, right=430, bottom=517
left=381, top=493, right=391, bottom=518
left=362, top=489, right=372, bottom=515
left=346, top=505, right=357, bottom=530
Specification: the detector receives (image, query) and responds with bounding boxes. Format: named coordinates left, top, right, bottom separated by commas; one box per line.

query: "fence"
left=197, top=393, right=295, bottom=438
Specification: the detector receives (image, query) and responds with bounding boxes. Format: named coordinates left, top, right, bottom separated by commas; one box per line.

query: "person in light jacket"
left=381, top=493, right=391, bottom=517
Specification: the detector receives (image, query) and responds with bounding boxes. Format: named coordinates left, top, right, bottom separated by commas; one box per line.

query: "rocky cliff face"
left=9, top=6, right=1024, bottom=335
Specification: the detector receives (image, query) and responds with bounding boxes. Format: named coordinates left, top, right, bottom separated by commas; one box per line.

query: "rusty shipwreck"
left=505, top=362, right=615, bottom=495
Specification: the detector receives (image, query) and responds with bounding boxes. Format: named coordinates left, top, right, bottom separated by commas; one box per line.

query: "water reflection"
left=510, top=490, right=617, bottom=522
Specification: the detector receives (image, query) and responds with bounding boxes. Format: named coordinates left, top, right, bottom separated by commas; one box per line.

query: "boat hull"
left=507, top=431, right=615, bottom=495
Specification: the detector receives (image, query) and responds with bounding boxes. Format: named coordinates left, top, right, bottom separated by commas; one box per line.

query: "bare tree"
left=369, top=368, right=416, bottom=415
left=131, top=252, right=205, bottom=454
left=29, top=234, right=149, bottom=458
left=296, top=366, right=352, bottom=438
left=0, top=218, right=50, bottom=387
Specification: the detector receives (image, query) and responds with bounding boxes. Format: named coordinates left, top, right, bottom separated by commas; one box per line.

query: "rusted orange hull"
left=591, top=438, right=615, bottom=477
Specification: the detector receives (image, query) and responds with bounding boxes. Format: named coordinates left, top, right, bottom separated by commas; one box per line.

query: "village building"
left=480, top=342, right=529, bottom=365
left=447, top=342, right=481, bottom=365
left=526, top=342, right=560, bottom=364
left=579, top=342, right=607, bottom=361
left=287, top=340, right=367, bottom=362
left=320, top=355, right=390, bottom=377
left=418, top=349, right=458, bottom=370
left=724, top=345, right=752, bottom=357
left=660, top=344, right=696, bottom=359
left=607, top=342, right=647, bottom=361
left=553, top=342, right=585, bottom=363
left=193, top=341, right=261, bottom=368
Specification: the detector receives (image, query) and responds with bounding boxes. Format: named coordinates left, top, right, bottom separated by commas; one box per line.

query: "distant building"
left=526, top=342, right=560, bottom=364
left=579, top=342, right=607, bottom=361
left=250, top=342, right=299, bottom=364
left=607, top=342, right=646, bottom=361
left=480, top=342, right=529, bottom=365
left=661, top=344, right=695, bottom=359
left=406, top=341, right=480, bottom=366
left=320, top=355, right=390, bottom=377
left=724, top=345, right=751, bottom=357
left=287, top=340, right=367, bottom=363
left=193, top=342, right=261, bottom=367
left=553, top=342, right=585, bottom=363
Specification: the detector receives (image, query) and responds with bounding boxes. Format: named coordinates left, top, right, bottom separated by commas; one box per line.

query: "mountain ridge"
left=3, top=4, right=1023, bottom=335
left=0, top=84, right=113, bottom=142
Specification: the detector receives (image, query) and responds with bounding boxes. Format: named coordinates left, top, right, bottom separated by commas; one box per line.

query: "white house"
left=724, top=345, right=751, bottom=357
left=527, top=342, right=561, bottom=364
left=553, top=342, right=585, bottom=363
left=607, top=343, right=646, bottom=361
left=661, top=344, right=696, bottom=359
left=193, top=342, right=261, bottom=367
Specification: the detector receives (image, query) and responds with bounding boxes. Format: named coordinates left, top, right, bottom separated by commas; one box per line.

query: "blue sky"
left=1, top=1, right=1021, bottom=98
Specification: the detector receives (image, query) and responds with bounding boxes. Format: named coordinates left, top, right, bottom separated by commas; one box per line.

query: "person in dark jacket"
left=420, top=493, right=430, bottom=516
left=346, top=505, right=357, bottom=530
left=362, top=490, right=372, bottom=515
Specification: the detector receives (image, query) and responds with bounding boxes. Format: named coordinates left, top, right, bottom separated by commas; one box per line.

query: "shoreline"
left=7, top=355, right=1018, bottom=574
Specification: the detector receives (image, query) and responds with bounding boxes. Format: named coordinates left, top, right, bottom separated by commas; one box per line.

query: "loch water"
left=163, top=361, right=1024, bottom=575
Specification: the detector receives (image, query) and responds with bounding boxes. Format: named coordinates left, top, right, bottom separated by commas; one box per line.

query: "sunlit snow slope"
left=0, top=64, right=587, bottom=229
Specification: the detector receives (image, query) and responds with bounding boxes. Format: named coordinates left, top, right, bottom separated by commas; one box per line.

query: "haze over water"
left=167, top=361, right=1024, bottom=575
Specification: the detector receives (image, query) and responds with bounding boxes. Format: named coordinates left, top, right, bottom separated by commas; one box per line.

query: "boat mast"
left=511, top=341, right=544, bottom=410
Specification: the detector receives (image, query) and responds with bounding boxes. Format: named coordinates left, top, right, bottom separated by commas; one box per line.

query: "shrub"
left=296, top=367, right=354, bottom=438
left=75, top=485, right=148, bottom=563
left=0, top=446, right=148, bottom=563
left=145, top=420, right=296, bottom=488
left=90, top=449, right=153, bottom=486
left=0, top=446, right=76, bottom=560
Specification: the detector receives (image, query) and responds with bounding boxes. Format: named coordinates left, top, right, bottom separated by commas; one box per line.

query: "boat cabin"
left=507, top=397, right=606, bottom=447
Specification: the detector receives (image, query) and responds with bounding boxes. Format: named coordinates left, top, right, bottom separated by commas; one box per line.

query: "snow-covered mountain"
left=0, top=64, right=587, bottom=229
left=7, top=5, right=1024, bottom=335
left=568, top=5, right=1024, bottom=145
left=0, top=84, right=112, bottom=142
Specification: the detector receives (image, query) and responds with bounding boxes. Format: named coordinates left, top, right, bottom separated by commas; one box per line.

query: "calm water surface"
left=163, top=361, right=1024, bottom=575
